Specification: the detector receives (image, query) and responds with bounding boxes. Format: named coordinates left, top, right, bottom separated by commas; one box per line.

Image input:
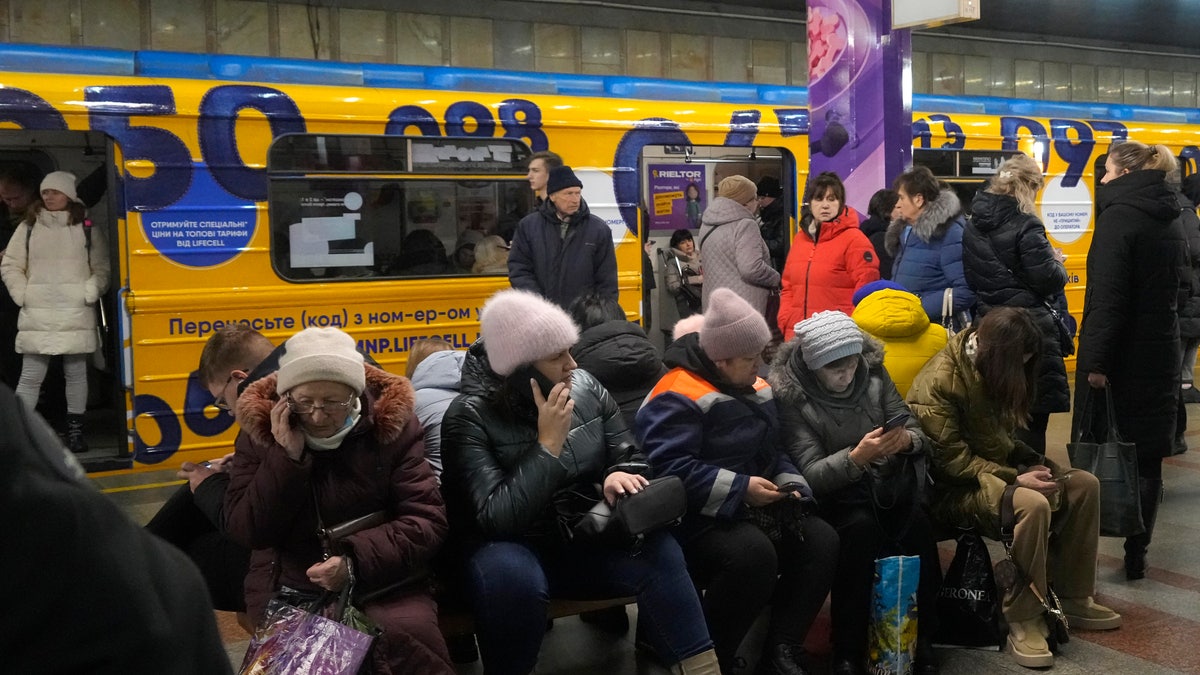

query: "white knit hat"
left=40, top=170, right=82, bottom=204
left=795, top=311, right=863, bottom=370
left=700, top=288, right=772, bottom=361
left=480, top=289, right=579, bottom=377
left=276, top=327, right=366, bottom=395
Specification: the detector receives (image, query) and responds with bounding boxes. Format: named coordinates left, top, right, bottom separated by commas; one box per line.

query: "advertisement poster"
left=649, top=164, right=706, bottom=229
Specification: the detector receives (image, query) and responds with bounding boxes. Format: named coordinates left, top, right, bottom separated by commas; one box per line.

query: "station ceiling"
left=690, top=0, right=1199, bottom=52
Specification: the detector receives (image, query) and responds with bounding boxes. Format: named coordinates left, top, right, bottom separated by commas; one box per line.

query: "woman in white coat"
left=1, top=171, right=109, bottom=452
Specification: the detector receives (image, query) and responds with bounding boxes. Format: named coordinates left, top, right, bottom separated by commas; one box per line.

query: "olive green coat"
left=906, top=330, right=1060, bottom=538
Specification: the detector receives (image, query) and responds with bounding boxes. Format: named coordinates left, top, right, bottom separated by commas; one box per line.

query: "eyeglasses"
left=286, top=392, right=357, bottom=415
left=213, top=374, right=237, bottom=412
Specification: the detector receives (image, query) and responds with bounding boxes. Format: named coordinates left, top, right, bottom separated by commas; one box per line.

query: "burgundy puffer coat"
left=225, top=365, right=448, bottom=629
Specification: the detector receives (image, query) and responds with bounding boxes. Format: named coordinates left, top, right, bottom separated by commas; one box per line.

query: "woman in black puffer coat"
left=963, top=154, right=1069, bottom=453
left=440, top=289, right=717, bottom=675
left=1071, top=141, right=1186, bottom=581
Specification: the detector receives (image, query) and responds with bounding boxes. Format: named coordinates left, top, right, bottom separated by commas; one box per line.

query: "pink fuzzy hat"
left=700, top=288, right=771, bottom=361
left=480, top=289, right=580, bottom=376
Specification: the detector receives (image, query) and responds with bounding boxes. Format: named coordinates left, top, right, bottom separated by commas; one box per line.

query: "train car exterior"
left=0, top=44, right=1196, bottom=474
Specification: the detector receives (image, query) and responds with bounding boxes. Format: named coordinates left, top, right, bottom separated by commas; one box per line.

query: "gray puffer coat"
left=698, top=196, right=780, bottom=315
left=769, top=331, right=929, bottom=508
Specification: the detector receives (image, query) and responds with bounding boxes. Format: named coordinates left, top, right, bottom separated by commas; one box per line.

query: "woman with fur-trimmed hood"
left=224, top=326, right=453, bottom=674
left=769, top=310, right=940, bottom=675
left=886, top=166, right=975, bottom=324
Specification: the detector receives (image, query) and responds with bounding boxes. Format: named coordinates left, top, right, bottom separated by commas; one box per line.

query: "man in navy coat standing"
left=508, top=165, right=618, bottom=308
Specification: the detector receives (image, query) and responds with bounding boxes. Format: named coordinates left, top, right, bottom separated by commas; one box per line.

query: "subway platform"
left=107, top=403, right=1200, bottom=674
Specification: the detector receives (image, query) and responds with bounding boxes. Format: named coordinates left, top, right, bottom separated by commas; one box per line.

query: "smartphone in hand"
left=881, top=412, right=910, bottom=432
left=776, top=481, right=804, bottom=494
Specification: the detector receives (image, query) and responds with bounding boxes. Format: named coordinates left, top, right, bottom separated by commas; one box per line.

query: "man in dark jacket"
left=0, top=384, right=232, bottom=674
left=1171, top=174, right=1200, bottom=454
left=757, top=176, right=788, bottom=272
left=145, top=323, right=279, bottom=615
left=508, top=165, right=618, bottom=308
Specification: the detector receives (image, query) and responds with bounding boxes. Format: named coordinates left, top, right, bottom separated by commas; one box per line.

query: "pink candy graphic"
left=808, top=6, right=847, bottom=81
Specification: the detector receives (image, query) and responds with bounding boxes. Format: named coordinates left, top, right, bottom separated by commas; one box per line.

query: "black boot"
left=760, top=643, right=810, bottom=675
left=1124, top=478, right=1163, bottom=580
left=66, top=413, right=88, bottom=454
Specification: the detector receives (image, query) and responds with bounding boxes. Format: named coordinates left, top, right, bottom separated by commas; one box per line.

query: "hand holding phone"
left=881, top=412, right=910, bottom=433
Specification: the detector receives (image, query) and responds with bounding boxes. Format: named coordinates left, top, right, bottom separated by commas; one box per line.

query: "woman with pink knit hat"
left=441, top=289, right=718, bottom=675
left=637, top=288, right=839, bottom=675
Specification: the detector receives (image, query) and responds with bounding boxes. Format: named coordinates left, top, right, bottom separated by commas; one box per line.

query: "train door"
left=640, top=144, right=796, bottom=349
left=0, top=129, right=125, bottom=471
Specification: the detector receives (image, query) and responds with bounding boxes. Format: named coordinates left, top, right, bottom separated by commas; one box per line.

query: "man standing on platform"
left=508, top=165, right=618, bottom=308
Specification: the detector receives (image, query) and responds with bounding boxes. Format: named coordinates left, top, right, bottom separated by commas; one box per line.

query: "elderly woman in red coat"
left=224, top=326, right=452, bottom=674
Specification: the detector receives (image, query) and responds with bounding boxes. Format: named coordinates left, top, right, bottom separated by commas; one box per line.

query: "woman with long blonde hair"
left=962, top=153, right=1069, bottom=453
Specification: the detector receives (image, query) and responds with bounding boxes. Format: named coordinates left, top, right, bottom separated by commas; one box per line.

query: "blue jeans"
left=466, top=533, right=712, bottom=674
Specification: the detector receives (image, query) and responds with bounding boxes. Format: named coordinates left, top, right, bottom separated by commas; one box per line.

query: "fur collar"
left=884, top=189, right=962, bottom=255
left=768, top=329, right=885, bottom=405
left=236, top=365, right=415, bottom=448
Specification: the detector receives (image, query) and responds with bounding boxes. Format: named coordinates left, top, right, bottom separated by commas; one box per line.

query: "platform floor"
left=108, top=403, right=1200, bottom=674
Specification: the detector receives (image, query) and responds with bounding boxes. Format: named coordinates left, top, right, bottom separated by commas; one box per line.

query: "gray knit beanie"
left=700, top=288, right=772, bottom=361
left=276, top=327, right=366, bottom=395
left=796, top=311, right=863, bottom=370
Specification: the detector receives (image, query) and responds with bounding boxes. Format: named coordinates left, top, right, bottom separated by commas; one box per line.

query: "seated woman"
left=907, top=307, right=1121, bottom=669
left=662, top=228, right=704, bottom=321
left=472, top=235, right=511, bottom=275
left=224, top=327, right=453, bottom=673
left=440, top=289, right=718, bottom=675
left=637, top=288, right=839, bottom=675
left=568, top=292, right=666, bottom=431
left=769, top=310, right=941, bottom=675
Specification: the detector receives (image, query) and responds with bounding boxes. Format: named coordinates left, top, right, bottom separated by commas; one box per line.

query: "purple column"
left=807, top=0, right=911, bottom=214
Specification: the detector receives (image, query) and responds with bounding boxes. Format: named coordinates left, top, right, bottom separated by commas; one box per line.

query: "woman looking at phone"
left=769, top=310, right=940, bottom=675
left=440, top=289, right=718, bottom=675
left=907, top=307, right=1120, bottom=669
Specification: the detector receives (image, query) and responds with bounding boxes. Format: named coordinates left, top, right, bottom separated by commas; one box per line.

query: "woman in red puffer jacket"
left=778, top=172, right=879, bottom=340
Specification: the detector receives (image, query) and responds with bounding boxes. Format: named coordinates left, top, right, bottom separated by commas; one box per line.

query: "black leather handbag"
left=569, top=475, right=687, bottom=551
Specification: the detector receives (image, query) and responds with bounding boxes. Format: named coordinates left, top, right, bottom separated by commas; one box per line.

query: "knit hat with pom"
left=700, top=288, right=772, bottom=361
left=795, top=310, right=863, bottom=370
left=480, top=289, right=580, bottom=376
left=276, top=327, right=366, bottom=395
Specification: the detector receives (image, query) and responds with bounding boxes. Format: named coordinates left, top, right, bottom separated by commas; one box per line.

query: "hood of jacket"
left=768, top=328, right=885, bottom=407
left=237, top=365, right=415, bottom=449
left=1097, top=169, right=1180, bottom=222
left=968, top=191, right=1023, bottom=235
left=701, top=196, right=755, bottom=228
left=885, top=188, right=962, bottom=254
left=852, top=288, right=932, bottom=338
left=571, top=320, right=664, bottom=390
left=410, top=349, right=466, bottom=392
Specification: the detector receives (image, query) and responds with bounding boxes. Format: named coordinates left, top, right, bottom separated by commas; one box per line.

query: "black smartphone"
left=515, top=364, right=559, bottom=399
left=776, top=481, right=803, bottom=494
left=881, top=412, right=910, bottom=432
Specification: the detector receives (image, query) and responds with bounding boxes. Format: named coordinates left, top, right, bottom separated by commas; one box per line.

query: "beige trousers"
left=1003, top=469, right=1100, bottom=622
